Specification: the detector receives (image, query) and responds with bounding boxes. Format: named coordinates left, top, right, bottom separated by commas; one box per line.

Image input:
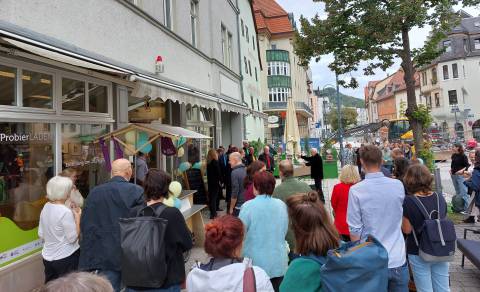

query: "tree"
left=327, top=107, right=358, bottom=131
left=295, top=0, right=480, bottom=153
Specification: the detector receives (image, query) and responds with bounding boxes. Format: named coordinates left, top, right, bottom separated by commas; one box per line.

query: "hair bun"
left=306, top=191, right=319, bottom=203
left=205, top=223, right=223, bottom=243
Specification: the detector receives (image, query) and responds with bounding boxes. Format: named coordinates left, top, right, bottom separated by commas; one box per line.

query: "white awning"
left=1, top=37, right=132, bottom=75
left=147, top=121, right=212, bottom=139
left=220, top=100, right=250, bottom=115
left=252, top=110, right=268, bottom=120
left=131, top=79, right=219, bottom=111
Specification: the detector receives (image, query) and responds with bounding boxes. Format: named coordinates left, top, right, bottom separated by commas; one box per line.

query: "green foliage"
left=327, top=107, right=358, bottom=132
left=249, top=138, right=264, bottom=157
left=411, top=104, right=433, bottom=128
left=317, top=88, right=365, bottom=108
left=419, top=140, right=435, bottom=172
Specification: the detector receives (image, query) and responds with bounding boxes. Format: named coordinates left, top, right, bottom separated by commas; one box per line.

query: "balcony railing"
left=262, top=101, right=314, bottom=116
left=267, top=75, right=291, bottom=88
left=266, top=50, right=290, bottom=63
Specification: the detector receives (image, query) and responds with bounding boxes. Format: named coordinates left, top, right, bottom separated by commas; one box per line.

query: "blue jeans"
left=451, top=174, right=468, bottom=210
left=125, top=285, right=181, bottom=292
left=408, top=254, right=450, bottom=292
left=388, top=262, right=409, bottom=292
left=97, top=270, right=122, bottom=292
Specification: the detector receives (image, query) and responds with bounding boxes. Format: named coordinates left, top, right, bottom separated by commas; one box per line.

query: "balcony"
left=262, top=101, right=314, bottom=117
left=266, top=49, right=290, bottom=63
left=268, top=75, right=291, bottom=88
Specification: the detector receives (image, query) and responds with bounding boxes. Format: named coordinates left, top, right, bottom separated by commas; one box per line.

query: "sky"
left=275, top=0, right=480, bottom=99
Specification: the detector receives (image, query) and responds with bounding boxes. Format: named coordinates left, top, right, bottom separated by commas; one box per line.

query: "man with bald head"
left=79, top=159, right=143, bottom=291
left=229, top=152, right=247, bottom=216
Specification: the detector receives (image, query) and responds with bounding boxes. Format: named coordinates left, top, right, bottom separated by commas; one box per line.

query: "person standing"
left=301, top=148, right=324, bottom=201
left=79, top=159, right=144, bottom=292
left=240, top=171, right=288, bottom=291
left=450, top=143, right=470, bottom=213
left=382, top=144, right=393, bottom=173
left=259, top=146, right=275, bottom=173
left=243, top=160, right=266, bottom=202
left=402, top=165, right=451, bottom=292
left=225, top=146, right=238, bottom=214
left=229, top=152, right=247, bottom=216
left=39, top=176, right=81, bottom=283
left=135, top=152, right=148, bottom=186
left=125, top=169, right=193, bottom=292
left=272, top=160, right=311, bottom=255
left=347, top=145, right=408, bottom=291
left=343, top=143, right=355, bottom=165
left=207, top=149, right=221, bottom=219
left=331, top=165, right=361, bottom=242
left=463, top=149, right=480, bottom=223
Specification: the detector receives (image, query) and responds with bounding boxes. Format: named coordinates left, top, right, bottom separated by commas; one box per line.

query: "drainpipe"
left=235, top=0, right=247, bottom=141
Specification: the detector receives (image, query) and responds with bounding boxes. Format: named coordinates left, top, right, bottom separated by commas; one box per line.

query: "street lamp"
left=322, top=76, right=345, bottom=167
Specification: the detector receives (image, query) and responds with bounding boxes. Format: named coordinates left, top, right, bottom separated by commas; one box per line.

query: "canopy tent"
left=95, top=122, right=211, bottom=156
left=401, top=130, right=413, bottom=140
left=284, top=97, right=301, bottom=156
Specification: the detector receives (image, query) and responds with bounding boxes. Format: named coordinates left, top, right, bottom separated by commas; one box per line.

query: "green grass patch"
left=447, top=202, right=465, bottom=224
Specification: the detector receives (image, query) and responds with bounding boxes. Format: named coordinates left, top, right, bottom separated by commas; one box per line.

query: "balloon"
left=163, top=197, right=175, bottom=207
left=177, top=147, right=185, bottom=158
left=125, top=131, right=136, bottom=144
left=138, top=131, right=149, bottom=142
left=173, top=198, right=182, bottom=209
left=178, top=162, right=191, bottom=173
left=124, top=143, right=136, bottom=156
left=192, top=162, right=202, bottom=170
left=175, top=136, right=187, bottom=148
left=169, top=181, right=182, bottom=197
left=138, top=143, right=152, bottom=154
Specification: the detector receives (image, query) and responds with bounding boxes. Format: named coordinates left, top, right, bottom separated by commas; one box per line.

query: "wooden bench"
left=179, top=190, right=206, bottom=247
left=457, top=228, right=480, bottom=269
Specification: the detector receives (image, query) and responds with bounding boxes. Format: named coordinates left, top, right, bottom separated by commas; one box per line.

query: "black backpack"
left=119, top=205, right=168, bottom=288
left=410, top=193, right=456, bottom=262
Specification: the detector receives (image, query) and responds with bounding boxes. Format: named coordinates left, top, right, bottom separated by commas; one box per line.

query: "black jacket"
left=301, top=154, right=324, bottom=180
left=79, top=176, right=144, bottom=271
left=207, top=159, right=221, bottom=192
left=258, top=153, right=275, bottom=172
left=451, top=153, right=470, bottom=174
left=128, top=203, right=193, bottom=289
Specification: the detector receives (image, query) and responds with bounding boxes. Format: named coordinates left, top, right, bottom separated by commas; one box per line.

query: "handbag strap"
left=243, top=258, right=256, bottom=292
left=137, top=204, right=168, bottom=218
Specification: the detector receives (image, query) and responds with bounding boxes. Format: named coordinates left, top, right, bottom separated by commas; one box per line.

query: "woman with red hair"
left=186, top=215, right=273, bottom=291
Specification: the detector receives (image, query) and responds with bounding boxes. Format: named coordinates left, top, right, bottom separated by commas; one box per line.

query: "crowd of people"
left=35, top=140, right=479, bottom=292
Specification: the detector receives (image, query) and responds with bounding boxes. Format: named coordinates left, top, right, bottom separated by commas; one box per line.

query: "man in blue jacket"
left=79, top=158, right=144, bottom=292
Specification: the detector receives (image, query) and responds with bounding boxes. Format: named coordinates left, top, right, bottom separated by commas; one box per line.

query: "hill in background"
left=315, top=87, right=365, bottom=108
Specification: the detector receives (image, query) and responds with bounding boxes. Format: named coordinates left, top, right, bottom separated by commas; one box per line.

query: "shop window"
left=475, top=38, right=480, bottom=50
left=22, top=70, right=53, bottom=109
left=61, top=124, right=110, bottom=198
left=88, top=83, right=108, bottom=113
left=0, top=64, right=16, bottom=106
left=0, top=122, right=54, bottom=264
left=452, top=63, right=459, bottom=79
left=434, top=93, right=440, bottom=107
left=62, top=78, right=85, bottom=111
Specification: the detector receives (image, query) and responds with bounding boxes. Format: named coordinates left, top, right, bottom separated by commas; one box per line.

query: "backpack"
left=296, top=235, right=389, bottom=292
left=119, top=205, right=169, bottom=288
left=451, top=194, right=464, bottom=213
left=410, top=193, right=456, bottom=262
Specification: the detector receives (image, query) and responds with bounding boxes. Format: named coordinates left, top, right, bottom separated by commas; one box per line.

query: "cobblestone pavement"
left=185, top=167, right=480, bottom=291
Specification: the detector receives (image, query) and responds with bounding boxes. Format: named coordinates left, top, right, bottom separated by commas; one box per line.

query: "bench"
left=457, top=228, right=480, bottom=269
left=179, top=190, right=206, bottom=247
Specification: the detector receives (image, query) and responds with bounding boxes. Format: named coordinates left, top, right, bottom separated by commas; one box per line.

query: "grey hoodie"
left=231, top=164, right=247, bottom=208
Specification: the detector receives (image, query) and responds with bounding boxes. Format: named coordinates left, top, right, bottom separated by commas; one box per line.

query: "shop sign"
left=0, top=132, right=51, bottom=143
left=268, top=123, right=279, bottom=128
left=268, top=116, right=279, bottom=124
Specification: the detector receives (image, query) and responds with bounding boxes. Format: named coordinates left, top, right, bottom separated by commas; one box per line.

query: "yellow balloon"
left=125, top=131, right=136, bottom=144
left=124, top=143, right=136, bottom=156
left=177, top=147, right=185, bottom=158
left=163, top=197, right=175, bottom=207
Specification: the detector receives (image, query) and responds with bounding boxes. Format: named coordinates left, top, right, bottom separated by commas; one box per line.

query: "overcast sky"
left=276, top=0, right=480, bottom=99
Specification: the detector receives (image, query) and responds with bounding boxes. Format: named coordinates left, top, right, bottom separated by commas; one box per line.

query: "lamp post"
left=322, top=75, right=344, bottom=167
left=450, top=104, right=460, bottom=143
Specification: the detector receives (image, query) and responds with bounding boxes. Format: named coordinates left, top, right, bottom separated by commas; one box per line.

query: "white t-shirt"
left=38, top=202, right=79, bottom=261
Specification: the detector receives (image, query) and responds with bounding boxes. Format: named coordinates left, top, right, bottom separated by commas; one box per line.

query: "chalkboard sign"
left=184, top=169, right=207, bottom=204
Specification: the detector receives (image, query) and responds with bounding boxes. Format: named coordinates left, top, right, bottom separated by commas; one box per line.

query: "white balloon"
left=125, top=131, right=136, bottom=144
left=177, top=147, right=185, bottom=157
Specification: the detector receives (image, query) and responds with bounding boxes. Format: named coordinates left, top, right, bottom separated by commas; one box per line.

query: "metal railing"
left=262, top=101, right=314, bottom=116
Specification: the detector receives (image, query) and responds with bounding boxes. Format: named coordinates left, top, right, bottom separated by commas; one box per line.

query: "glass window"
left=248, top=61, right=252, bottom=76
left=475, top=39, right=480, bottom=50
left=252, top=36, right=255, bottom=50
left=0, top=64, right=16, bottom=106
left=244, top=57, right=248, bottom=74
left=271, top=44, right=277, bottom=50
left=250, top=96, right=254, bottom=109
left=190, top=0, right=199, bottom=47
left=448, top=90, right=457, bottom=105
left=164, top=0, right=172, bottom=29
left=255, top=67, right=258, bottom=81
left=452, top=63, right=459, bottom=78
left=22, top=70, right=53, bottom=109
left=443, top=40, right=452, bottom=53
left=62, top=78, right=85, bottom=111
left=241, top=19, right=244, bottom=36
left=257, top=100, right=260, bottom=111
left=442, top=65, right=449, bottom=80
left=88, top=83, right=108, bottom=113
left=434, top=93, right=440, bottom=107
left=0, top=122, right=54, bottom=264
left=61, top=124, right=110, bottom=198
left=431, top=68, right=437, bottom=84
left=227, top=33, right=233, bottom=69
left=246, top=26, right=249, bottom=42
left=221, top=25, right=227, bottom=66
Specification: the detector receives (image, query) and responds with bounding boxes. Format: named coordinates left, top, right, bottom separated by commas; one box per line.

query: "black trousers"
left=314, top=177, right=325, bottom=202
left=270, top=276, right=284, bottom=292
left=208, top=185, right=219, bottom=219
left=43, top=249, right=80, bottom=283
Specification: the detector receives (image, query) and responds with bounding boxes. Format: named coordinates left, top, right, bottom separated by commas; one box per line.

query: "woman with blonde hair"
left=331, top=165, right=361, bottom=242
left=207, top=149, right=221, bottom=219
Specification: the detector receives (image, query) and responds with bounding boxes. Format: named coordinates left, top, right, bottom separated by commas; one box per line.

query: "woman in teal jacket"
left=280, top=191, right=340, bottom=292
